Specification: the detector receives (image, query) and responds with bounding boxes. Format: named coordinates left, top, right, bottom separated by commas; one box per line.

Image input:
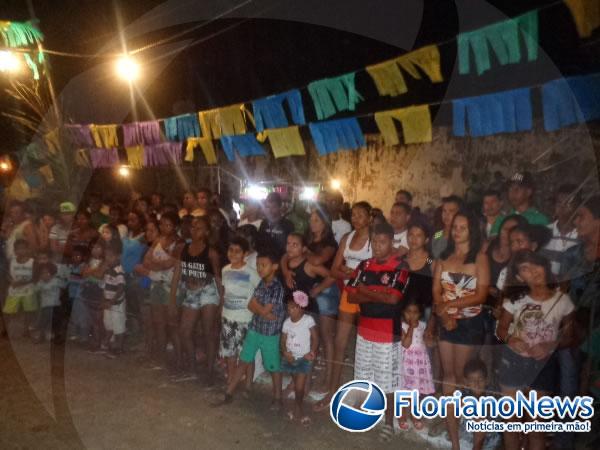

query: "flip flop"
left=398, top=420, right=410, bottom=431
left=300, top=416, right=312, bottom=427
left=312, top=395, right=331, bottom=412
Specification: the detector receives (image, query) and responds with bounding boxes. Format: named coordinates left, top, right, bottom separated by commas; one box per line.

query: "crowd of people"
left=1, top=169, right=599, bottom=449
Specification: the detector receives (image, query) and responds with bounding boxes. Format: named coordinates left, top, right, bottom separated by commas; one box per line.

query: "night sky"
left=1, top=0, right=598, bottom=151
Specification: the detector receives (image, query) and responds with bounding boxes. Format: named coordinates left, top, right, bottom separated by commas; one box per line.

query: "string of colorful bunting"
left=50, top=0, right=600, bottom=169
left=61, top=72, right=600, bottom=170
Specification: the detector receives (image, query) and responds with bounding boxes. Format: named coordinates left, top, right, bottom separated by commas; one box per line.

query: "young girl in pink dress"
left=399, top=298, right=435, bottom=431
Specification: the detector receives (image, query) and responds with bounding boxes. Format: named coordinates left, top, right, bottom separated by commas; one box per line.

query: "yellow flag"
left=75, top=149, right=91, bottom=167
left=366, top=60, right=407, bottom=97
left=186, top=137, right=217, bottom=165
left=126, top=145, right=144, bottom=168
left=367, top=45, right=443, bottom=97
left=375, top=105, right=432, bottom=146
left=398, top=45, right=444, bottom=83
left=565, top=0, right=600, bottom=37
left=39, top=165, right=54, bottom=183
left=199, top=104, right=247, bottom=139
left=266, top=126, right=305, bottom=158
left=7, top=176, right=31, bottom=200
left=90, top=124, right=119, bottom=148
left=44, top=129, right=60, bottom=154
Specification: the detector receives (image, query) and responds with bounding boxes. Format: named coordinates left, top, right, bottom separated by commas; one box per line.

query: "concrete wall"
left=220, top=122, right=599, bottom=215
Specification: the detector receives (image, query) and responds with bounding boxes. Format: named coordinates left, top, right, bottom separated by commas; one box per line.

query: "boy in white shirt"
left=220, top=237, right=261, bottom=389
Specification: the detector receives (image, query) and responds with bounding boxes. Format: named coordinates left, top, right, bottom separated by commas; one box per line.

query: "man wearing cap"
left=506, top=171, right=550, bottom=226
left=50, top=202, right=77, bottom=261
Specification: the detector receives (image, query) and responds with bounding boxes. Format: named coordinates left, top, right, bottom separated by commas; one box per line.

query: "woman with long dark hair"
left=433, top=210, right=490, bottom=450
left=314, top=201, right=372, bottom=411
left=304, top=207, right=339, bottom=390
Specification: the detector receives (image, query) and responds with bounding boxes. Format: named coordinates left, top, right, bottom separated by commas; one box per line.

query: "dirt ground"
left=0, top=328, right=443, bottom=450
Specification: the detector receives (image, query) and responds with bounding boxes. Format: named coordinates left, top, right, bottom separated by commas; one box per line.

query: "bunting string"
left=47, top=1, right=600, bottom=169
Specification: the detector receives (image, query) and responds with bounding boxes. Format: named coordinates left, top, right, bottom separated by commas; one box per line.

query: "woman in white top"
left=314, top=201, right=372, bottom=411
left=496, top=250, right=575, bottom=450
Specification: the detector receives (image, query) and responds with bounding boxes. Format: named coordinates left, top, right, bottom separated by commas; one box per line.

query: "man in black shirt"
left=257, top=192, right=295, bottom=258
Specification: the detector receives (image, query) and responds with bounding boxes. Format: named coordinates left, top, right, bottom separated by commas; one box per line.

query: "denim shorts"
left=181, top=280, right=219, bottom=310
left=316, top=284, right=340, bottom=316
left=439, top=314, right=485, bottom=346
left=149, top=281, right=170, bottom=305
left=281, top=357, right=313, bottom=374
left=499, top=347, right=559, bottom=393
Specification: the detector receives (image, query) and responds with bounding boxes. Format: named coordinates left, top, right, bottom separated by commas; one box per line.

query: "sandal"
left=378, top=423, right=394, bottom=443
left=398, top=419, right=410, bottom=431
left=312, top=394, right=332, bottom=412
left=286, top=411, right=295, bottom=421
left=300, top=416, right=311, bottom=427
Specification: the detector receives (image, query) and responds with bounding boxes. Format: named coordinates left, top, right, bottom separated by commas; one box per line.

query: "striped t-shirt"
left=103, top=265, right=125, bottom=305
left=345, top=255, right=410, bottom=343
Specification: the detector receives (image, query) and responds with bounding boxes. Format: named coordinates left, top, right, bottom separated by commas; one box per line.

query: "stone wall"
left=219, top=122, right=599, bottom=215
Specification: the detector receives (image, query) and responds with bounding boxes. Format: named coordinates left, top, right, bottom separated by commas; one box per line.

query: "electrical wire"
left=1, top=0, right=569, bottom=61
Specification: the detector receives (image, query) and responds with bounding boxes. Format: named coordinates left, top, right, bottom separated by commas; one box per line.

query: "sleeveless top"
left=343, top=230, right=372, bottom=284
left=404, top=257, right=434, bottom=308
left=149, top=240, right=177, bottom=283
left=289, top=260, right=319, bottom=314
left=180, top=243, right=214, bottom=287
left=488, top=254, right=508, bottom=288
left=440, top=271, right=480, bottom=319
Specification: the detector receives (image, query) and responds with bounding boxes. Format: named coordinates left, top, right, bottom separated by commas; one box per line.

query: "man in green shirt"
left=506, top=171, right=550, bottom=226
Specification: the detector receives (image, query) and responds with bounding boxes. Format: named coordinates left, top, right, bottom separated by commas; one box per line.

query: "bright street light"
left=0, top=51, right=21, bottom=73
left=330, top=178, right=342, bottom=190
left=246, top=184, right=268, bottom=200
left=118, top=165, right=130, bottom=177
left=300, top=186, right=318, bottom=201
left=115, top=55, right=140, bottom=82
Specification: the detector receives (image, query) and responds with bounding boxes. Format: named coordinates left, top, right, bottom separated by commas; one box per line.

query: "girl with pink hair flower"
left=280, top=290, right=319, bottom=425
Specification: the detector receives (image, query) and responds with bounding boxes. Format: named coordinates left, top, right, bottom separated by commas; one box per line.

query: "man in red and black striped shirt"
left=346, top=222, right=410, bottom=433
